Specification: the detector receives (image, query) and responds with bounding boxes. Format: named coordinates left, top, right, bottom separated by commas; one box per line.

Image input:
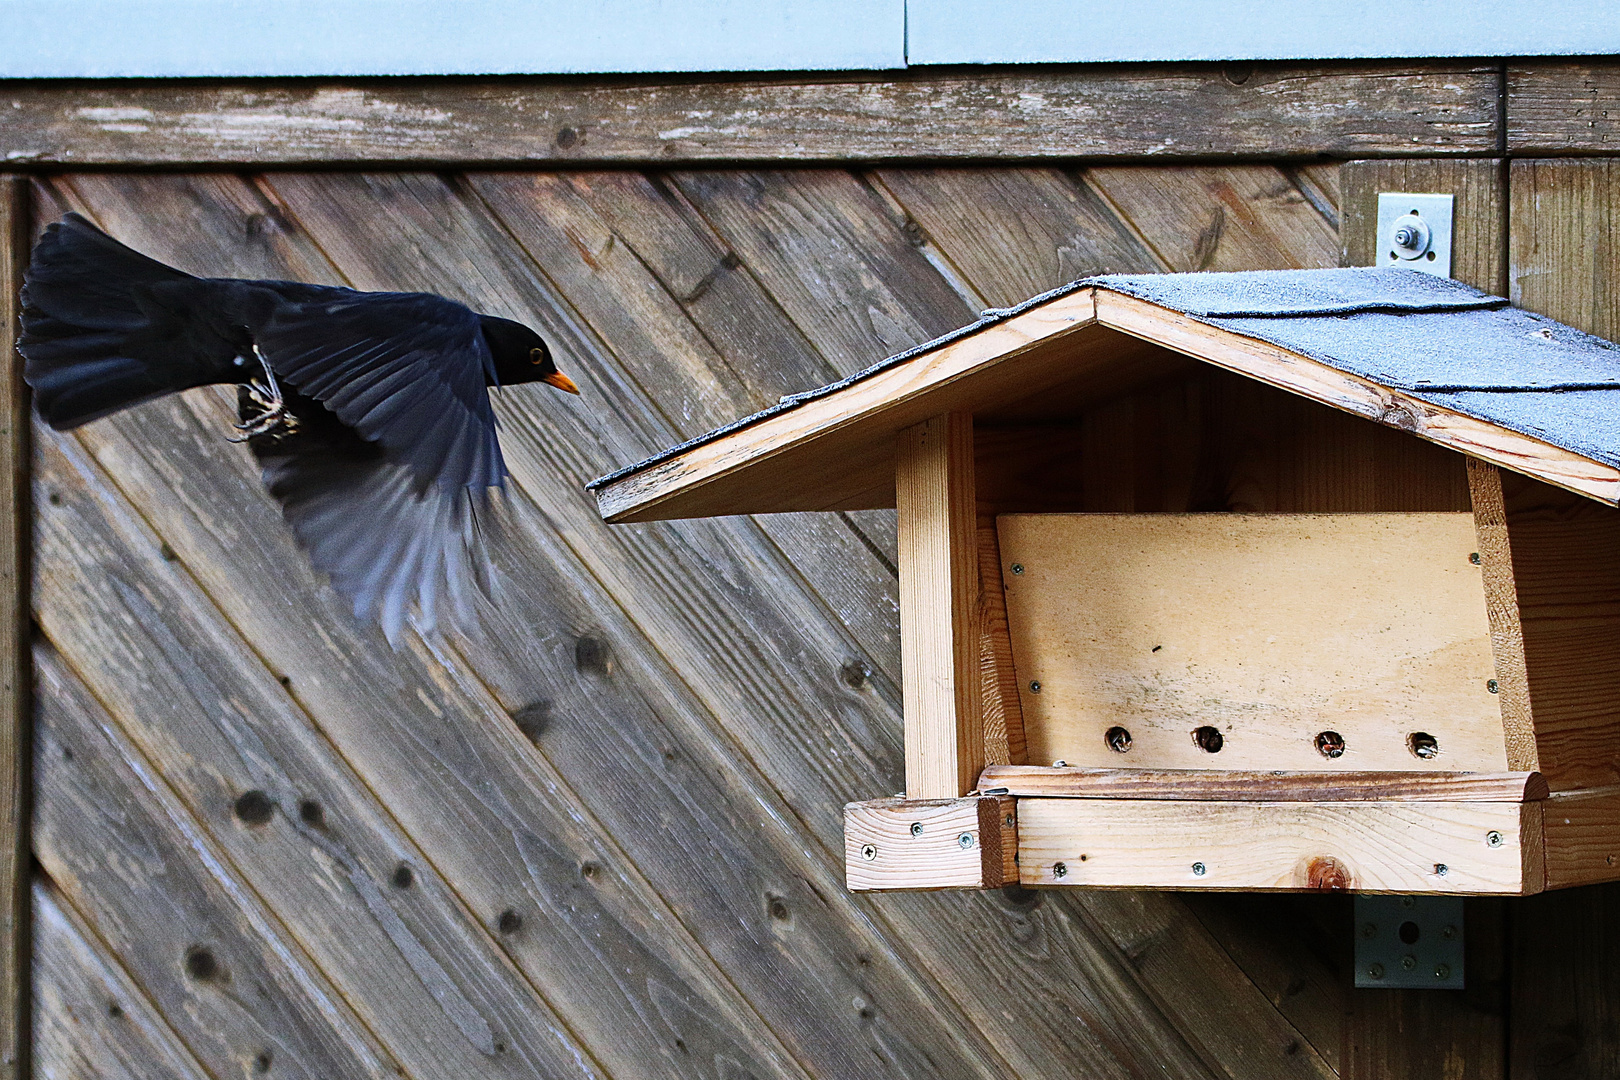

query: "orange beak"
left=542, top=371, right=580, bottom=395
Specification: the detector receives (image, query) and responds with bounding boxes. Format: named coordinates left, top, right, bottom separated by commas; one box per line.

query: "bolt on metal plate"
left=1376, top=192, right=1454, bottom=279
left=1354, top=894, right=1464, bottom=989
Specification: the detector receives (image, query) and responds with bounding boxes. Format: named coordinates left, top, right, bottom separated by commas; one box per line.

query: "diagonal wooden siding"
left=30, top=165, right=1357, bottom=1079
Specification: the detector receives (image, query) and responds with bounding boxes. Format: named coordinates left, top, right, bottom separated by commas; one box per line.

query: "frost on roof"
left=591, top=266, right=1620, bottom=490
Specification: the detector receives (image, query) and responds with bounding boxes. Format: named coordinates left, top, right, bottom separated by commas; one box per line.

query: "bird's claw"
left=227, top=344, right=299, bottom=443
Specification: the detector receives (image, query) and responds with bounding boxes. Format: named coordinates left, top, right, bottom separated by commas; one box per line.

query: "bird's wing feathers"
left=246, top=389, right=498, bottom=644
left=255, top=292, right=505, bottom=496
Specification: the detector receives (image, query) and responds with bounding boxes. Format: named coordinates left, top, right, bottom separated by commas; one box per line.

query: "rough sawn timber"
left=0, top=177, right=25, bottom=1080
left=0, top=63, right=1500, bottom=166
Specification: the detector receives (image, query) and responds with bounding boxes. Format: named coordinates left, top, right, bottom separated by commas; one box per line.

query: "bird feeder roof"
left=591, top=267, right=1620, bottom=522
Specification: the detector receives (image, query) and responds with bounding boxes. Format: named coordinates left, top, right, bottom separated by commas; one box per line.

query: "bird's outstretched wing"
left=244, top=388, right=499, bottom=643
left=254, top=290, right=506, bottom=496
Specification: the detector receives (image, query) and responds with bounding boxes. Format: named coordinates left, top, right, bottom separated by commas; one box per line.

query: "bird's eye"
left=529, top=347, right=545, bottom=365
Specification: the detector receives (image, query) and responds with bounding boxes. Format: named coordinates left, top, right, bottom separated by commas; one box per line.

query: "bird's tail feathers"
left=19, top=213, right=210, bottom=429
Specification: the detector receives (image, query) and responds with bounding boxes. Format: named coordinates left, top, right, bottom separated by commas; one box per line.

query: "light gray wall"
left=0, top=0, right=1613, bottom=78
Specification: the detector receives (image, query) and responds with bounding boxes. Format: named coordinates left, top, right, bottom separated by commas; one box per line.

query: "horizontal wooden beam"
left=1018, top=796, right=1543, bottom=894
left=844, top=796, right=1016, bottom=891
left=0, top=63, right=1500, bottom=167
left=1508, top=63, right=1620, bottom=154
left=980, top=766, right=1548, bottom=802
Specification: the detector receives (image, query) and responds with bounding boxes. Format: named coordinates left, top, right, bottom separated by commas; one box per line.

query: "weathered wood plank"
left=33, top=880, right=212, bottom=1080
left=874, top=167, right=1163, bottom=307
left=465, top=171, right=903, bottom=696
left=898, top=413, right=982, bottom=799
left=0, top=177, right=25, bottom=1080
left=43, top=175, right=815, bottom=1080
left=1508, top=62, right=1620, bottom=154
left=1340, top=158, right=1508, bottom=294
left=1510, top=159, right=1620, bottom=340
left=33, top=640, right=399, bottom=1080
left=981, top=767, right=1548, bottom=802
left=1086, top=165, right=1340, bottom=273
left=68, top=172, right=1026, bottom=1080
left=33, top=421, right=629, bottom=1078
left=0, top=64, right=1500, bottom=167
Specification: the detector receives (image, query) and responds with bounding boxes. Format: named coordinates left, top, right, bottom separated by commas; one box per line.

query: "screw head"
left=1361, top=922, right=1378, bottom=939
left=957, top=832, right=975, bottom=850
left=1004, top=814, right=1015, bottom=828
left=1487, top=679, right=1500, bottom=694
left=1191, top=861, right=1207, bottom=877
left=1434, top=863, right=1449, bottom=876
left=1368, top=963, right=1386, bottom=980
left=909, top=822, right=923, bottom=837
left=860, top=843, right=877, bottom=861
left=1401, top=954, right=1417, bottom=971
left=1052, top=861, right=1068, bottom=878
left=1029, top=680, right=1042, bottom=693
left=1486, top=830, right=1504, bottom=848
left=1435, top=963, right=1451, bottom=980
left=1470, top=552, right=1482, bottom=565
left=1441, top=924, right=1457, bottom=940
left=1052, top=759, right=1067, bottom=768
left=1010, top=563, right=1025, bottom=575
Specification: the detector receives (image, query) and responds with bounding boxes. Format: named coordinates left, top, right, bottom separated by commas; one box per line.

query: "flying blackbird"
left=18, top=212, right=580, bottom=641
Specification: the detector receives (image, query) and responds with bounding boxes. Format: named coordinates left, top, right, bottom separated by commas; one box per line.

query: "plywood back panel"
left=999, top=513, right=1504, bottom=771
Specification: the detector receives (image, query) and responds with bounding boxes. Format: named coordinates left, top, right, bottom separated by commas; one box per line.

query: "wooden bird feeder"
left=591, top=267, right=1620, bottom=896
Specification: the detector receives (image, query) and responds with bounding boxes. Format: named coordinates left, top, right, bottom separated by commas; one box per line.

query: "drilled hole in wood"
left=1314, top=731, right=1346, bottom=759
left=1408, top=732, right=1440, bottom=759
left=1191, top=726, right=1224, bottom=753
left=391, top=863, right=414, bottom=889
left=497, top=909, right=522, bottom=934
left=298, top=799, right=324, bottom=827
left=1104, top=726, right=1132, bottom=753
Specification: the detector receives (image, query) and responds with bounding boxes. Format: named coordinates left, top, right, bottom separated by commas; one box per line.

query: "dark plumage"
left=18, top=212, right=580, bottom=641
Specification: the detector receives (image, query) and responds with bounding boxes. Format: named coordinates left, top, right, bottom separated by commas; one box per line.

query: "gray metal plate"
left=1354, top=895, right=1464, bottom=989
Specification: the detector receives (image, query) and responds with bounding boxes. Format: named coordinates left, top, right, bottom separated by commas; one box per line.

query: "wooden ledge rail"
left=978, top=765, right=1550, bottom=803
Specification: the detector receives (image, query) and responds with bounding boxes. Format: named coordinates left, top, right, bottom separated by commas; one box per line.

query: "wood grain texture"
left=1541, top=789, right=1620, bottom=889
left=1018, top=797, right=1538, bottom=894
left=152, top=171, right=1041, bottom=1080
left=1340, top=158, right=1508, bottom=294
left=1510, top=159, right=1620, bottom=341
left=898, top=414, right=982, bottom=799
left=1509, top=62, right=1620, bottom=154
left=32, top=424, right=625, bottom=1079
left=43, top=175, right=823, bottom=1080
left=979, top=766, right=1548, bottom=802
left=1086, top=166, right=1340, bottom=273
left=998, top=513, right=1501, bottom=772
left=844, top=796, right=1015, bottom=891
left=1095, top=290, right=1620, bottom=505
left=33, top=641, right=399, bottom=1080
left=0, top=64, right=1500, bottom=167
left=1467, top=459, right=1539, bottom=771
left=33, top=881, right=211, bottom=1080
left=1499, top=471, right=1620, bottom=793
left=975, top=513, right=1024, bottom=767
left=0, top=177, right=23, bottom=1080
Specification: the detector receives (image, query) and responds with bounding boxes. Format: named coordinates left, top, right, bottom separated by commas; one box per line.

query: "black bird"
left=18, top=212, right=580, bottom=641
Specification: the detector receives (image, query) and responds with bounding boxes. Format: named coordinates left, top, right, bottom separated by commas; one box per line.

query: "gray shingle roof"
left=589, top=267, right=1620, bottom=490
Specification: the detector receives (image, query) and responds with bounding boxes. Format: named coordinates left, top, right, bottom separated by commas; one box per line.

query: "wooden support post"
left=1467, top=458, right=1538, bottom=772
left=897, top=413, right=981, bottom=800
left=0, top=176, right=28, bottom=1080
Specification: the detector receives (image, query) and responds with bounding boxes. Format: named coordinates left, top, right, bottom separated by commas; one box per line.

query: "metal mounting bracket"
left=1377, top=192, right=1454, bottom=279
left=1354, top=894, right=1464, bottom=989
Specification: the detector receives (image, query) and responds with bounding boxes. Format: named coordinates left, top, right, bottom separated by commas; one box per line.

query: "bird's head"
left=480, top=315, right=579, bottom=394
